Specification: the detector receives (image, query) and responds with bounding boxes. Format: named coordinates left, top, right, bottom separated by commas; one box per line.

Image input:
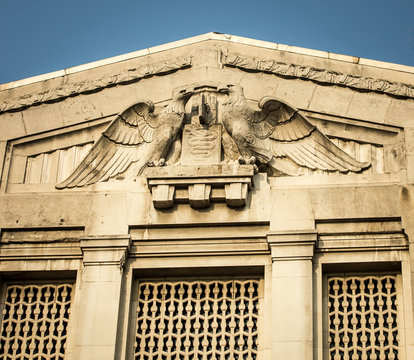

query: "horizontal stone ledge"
left=267, top=230, right=318, bottom=244
left=146, top=164, right=254, bottom=179
left=148, top=177, right=252, bottom=186
left=316, top=245, right=409, bottom=253
left=80, top=235, right=131, bottom=249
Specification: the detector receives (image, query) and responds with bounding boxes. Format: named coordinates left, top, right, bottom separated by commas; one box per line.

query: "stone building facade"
left=0, top=33, right=414, bottom=359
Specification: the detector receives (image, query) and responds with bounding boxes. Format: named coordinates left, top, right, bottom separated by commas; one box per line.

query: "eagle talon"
left=238, top=156, right=246, bottom=165
left=148, top=158, right=166, bottom=167
left=238, top=156, right=256, bottom=165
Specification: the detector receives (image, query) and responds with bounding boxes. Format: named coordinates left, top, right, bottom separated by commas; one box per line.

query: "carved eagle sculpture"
left=56, top=87, right=193, bottom=188
left=219, top=84, right=370, bottom=176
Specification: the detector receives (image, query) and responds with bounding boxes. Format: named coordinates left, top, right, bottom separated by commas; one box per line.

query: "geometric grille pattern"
left=0, top=283, right=73, bottom=360
left=134, top=280, right=260, bottom=360
left=328, top=275, right=399, bottom=360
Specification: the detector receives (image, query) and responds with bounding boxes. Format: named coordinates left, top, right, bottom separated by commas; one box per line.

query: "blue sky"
left=1, top=0, right=413, bottom=84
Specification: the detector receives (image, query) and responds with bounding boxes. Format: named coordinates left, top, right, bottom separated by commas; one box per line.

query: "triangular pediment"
left=0, top=33, right=412, bottom=206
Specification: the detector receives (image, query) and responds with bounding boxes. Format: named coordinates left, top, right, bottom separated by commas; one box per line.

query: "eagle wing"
left=56, top=100, right=158, bottom=188
left=251, top=97, right=370, bottom=173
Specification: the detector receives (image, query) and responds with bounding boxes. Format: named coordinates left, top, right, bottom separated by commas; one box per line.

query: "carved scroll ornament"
left=0, top=56, right=192, bottom=113
left=223, top=53, right=414, bottom=99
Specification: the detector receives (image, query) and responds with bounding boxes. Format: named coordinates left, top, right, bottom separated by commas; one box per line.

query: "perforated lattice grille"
left=134, top=280, right=260, bottom=360
left=0, top=283, right=73, bottom=360
left=328, top=275, right=399, bottom=360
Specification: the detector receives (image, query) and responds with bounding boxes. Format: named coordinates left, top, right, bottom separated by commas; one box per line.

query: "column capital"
left=266, top=230, right=317, bottom=261
left=80, top=235, right=131, bottom=269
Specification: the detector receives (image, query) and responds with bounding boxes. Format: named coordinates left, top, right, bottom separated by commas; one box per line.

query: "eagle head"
left=165, top=86, right=194, bottom=115
left=218, top=84, right=244, bottom=96
left=172, top=86, right=194, bottom=102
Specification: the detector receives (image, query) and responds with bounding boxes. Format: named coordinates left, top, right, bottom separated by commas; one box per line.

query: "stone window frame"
left=314, top=252, right=414, bottom=360
left=126, top=274, right=265, bottom=360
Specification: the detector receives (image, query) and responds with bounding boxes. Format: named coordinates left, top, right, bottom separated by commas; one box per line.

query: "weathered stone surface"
left=60, top=95, right=103, bottom=126
left=151, top=184, right=175, bottom=209
left=386, top=98, right=414, bottom=127
left=225, top=182, right=249, bottom=207
left=406, top=155, right=414, bottom=184
left=188, top=183, right=211, bottom=208
left=146, top=164, right=254, bottom=179
left=272, top=77, right=316, bottom=110
left=346, top=92, right=392, bottom=123
left=0, top=111, right=26, bottom=140
left=309, top=85, right=353, bottom=115
left=22, top=102, right=64, bottom=134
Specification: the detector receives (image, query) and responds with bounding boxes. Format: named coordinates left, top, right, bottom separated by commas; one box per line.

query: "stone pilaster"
left=72, top=235, right=131, bottom=360
left=267, top=231, right=317, bottom=360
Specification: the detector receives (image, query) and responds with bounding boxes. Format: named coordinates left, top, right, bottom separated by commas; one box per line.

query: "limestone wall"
left=0, top=33, right=413, bottom=360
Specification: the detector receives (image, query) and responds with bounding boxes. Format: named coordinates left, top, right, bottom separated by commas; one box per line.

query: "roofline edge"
left=1, top=32, right=413, bottom=91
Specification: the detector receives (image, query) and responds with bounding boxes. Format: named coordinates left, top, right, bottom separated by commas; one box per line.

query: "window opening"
left=134, top=279, right=260, bottom=360
left=328, top=275, right=400, bottom=360
left=0, top=282, right=74, bottom=360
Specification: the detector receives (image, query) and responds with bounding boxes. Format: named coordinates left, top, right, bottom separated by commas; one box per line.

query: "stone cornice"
left=0, top=56, right=192, bottom=114
left=2, top=48, right=414, bottom=115
left=223, top=53, right=414, bottom=99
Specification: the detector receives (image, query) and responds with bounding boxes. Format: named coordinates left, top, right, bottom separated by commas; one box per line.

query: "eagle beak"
left=179, top=87, right=194, bottom=99
left=218, top=86, right=229, bottom=94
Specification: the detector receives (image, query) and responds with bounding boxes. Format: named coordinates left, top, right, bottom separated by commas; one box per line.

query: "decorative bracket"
left=147, top=164, right=255, bottom=209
